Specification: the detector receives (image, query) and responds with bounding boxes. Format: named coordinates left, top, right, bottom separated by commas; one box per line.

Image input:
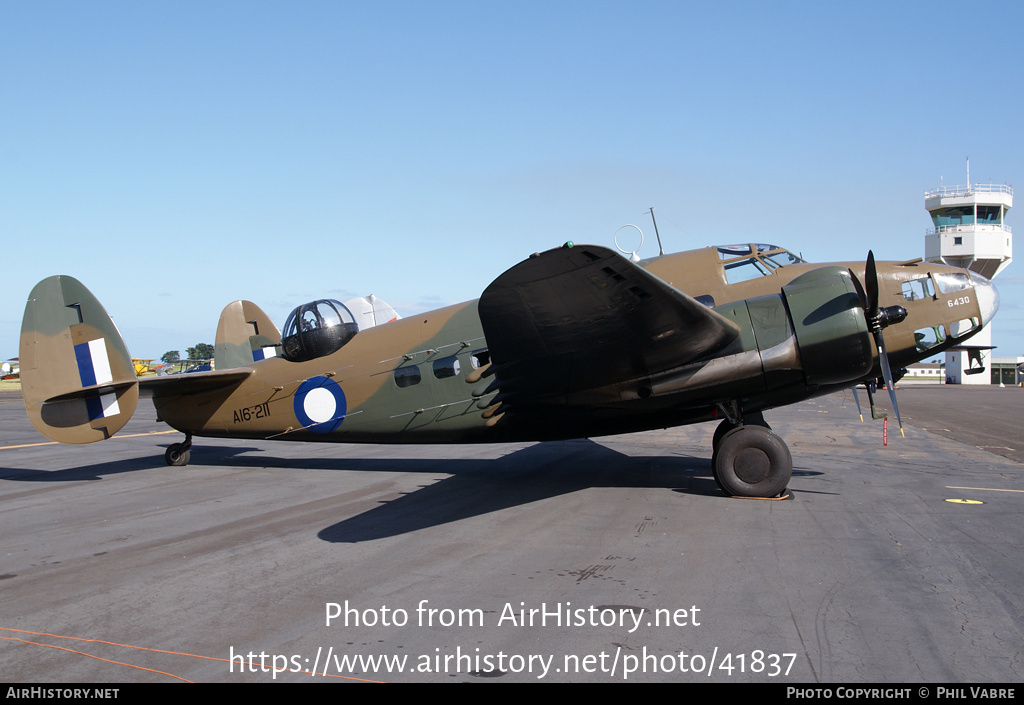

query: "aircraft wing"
left=478, top=244, right=740, bottom=403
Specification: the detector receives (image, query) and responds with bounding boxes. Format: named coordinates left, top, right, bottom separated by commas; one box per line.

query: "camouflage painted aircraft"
left=18, top=242, right=998, bottom=498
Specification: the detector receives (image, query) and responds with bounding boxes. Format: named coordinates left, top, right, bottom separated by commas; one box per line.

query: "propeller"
left=852, top=251, right=908, bottom=437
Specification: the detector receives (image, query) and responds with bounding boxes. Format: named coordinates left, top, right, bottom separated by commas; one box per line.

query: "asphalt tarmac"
left=1, top=385, right=1021, bottom=683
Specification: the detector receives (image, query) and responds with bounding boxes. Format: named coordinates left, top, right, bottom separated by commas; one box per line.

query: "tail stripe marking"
left=74, top=339, right=113, bottom=387
left=85, top=392, right=121, bottom=421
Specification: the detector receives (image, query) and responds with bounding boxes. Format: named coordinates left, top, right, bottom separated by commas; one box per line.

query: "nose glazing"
left=970, top=272, right=1000, bottom=326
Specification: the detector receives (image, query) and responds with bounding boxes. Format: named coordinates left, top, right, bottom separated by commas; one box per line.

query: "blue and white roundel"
left=293, top=377, right=347, bottom=433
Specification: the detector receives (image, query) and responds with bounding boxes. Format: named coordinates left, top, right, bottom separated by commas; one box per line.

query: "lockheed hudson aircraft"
left=19, top=242, right=998, bottom=498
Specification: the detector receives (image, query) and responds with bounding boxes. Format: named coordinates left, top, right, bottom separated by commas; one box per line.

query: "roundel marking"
left=294, top=376, right=347, bottom=433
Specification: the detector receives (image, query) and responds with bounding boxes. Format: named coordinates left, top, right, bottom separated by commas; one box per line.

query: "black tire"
left=165, top=443, right=190, bottom=467
left=712, top=412, right=770, bottom=452
left=714, top=425, right=791, bottom=498
left=710, top=448, right=726, bottom=493
left=712, top=418, right=739, bottom=453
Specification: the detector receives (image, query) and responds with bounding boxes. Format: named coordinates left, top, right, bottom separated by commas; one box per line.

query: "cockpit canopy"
left=281, top=299, right=358, bottom=362
left=717, top=243, right=805, bottom=284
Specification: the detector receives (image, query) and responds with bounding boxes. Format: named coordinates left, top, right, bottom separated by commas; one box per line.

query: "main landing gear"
left=165, top=434, right=192, bottom=467
left=711, top=411, right=791, bottom=498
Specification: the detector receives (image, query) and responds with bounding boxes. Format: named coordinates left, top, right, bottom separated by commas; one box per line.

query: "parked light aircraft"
left=18, top=241, right=998, bottom=498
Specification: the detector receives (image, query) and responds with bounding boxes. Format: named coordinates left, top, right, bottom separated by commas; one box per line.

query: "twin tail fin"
left=20, top=276, right=139, bottom=444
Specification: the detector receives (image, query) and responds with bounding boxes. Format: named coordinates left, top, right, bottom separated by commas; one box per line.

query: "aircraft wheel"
left=712, top=419, right=739, bottom=453
left=165, top=443, right=190, bottom=467
left=712, top=412, right=770, bottom=452
left=714, top=425, right=791, bottom=498
left=710, top=449, right=726, bottom=493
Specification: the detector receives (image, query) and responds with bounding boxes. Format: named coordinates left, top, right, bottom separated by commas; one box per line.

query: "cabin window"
left=432, top=355, right=461, bottom=379
left=901, top=277, right=934, bottom=302
left=394, top=365, right=421, bottom=388
left=471, top=349, right=490, bottom=368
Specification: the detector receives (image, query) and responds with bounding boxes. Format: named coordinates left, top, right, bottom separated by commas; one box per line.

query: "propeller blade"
left=875, top=331, right=905, bottom=437
left=865, top=250, right=879, bottom=318
left=858, top=249, right=905, bottom=437
left=850, top=268, right=868, bottom=312
left=851, top=385, right=864, bottom=422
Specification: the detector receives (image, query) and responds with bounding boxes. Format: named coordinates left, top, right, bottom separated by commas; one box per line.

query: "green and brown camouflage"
left=18, top=242, right=998, bottom=497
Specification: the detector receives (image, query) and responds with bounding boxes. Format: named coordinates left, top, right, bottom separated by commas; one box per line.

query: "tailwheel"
left=713, top=425, right=791, bottom=498
left=165, top=435, right=192, bottom=467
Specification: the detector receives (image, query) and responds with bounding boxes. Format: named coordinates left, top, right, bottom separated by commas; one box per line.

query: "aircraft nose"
left=971, top=272, right=1000, bottom=326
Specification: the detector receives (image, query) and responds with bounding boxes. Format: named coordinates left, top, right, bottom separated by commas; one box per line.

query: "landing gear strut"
left=165, top=434, right=192, bottom=467
left=711, top=411, right=790, bottom=498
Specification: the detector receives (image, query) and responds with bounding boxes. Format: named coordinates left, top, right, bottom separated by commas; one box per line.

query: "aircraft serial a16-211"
left=18, top=238, right=998, bottom=498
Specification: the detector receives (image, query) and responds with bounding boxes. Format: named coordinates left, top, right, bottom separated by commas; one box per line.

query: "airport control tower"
left=924, top=167, right=1012, bottom=384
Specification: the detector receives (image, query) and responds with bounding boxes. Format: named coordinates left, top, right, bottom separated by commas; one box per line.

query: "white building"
left=923, top=172, right=1012, bottom=385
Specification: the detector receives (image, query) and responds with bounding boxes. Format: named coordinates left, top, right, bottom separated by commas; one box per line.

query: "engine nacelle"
left=781, top=266, right=874, bottom=386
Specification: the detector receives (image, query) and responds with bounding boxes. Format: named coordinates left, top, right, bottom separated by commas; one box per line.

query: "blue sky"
left=3, top=1, right=1022, bottom=359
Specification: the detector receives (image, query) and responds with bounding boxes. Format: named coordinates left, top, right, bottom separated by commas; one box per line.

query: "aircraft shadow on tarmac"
left=313, top=439, right=725, bottom=543
left=1, top=439, right=825, bottom=542
left=180, top=438, right=732, bottom=542
left=0, top=446, right=263, bottom=482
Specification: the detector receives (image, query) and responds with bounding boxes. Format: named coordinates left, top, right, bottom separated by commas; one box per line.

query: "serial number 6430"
left=948, top=295, right=971, bottom=307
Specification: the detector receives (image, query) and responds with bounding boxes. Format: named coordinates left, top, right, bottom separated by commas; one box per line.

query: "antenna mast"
left=649, top=207, right=665, bottom=256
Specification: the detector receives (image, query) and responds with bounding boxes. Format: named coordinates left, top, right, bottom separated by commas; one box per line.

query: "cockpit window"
left=901, top=277, right=935, bottom=302
left=933, top=272, right=971, bottom=294
left=718, top=243, right=805, bottom=285
left=723, top=257, right=773, bottom=283
left=281, top=299, right=358, bottom=362
left=718, top=244, right=753, bottom=259
left=761, top=251, right=803, bottom=268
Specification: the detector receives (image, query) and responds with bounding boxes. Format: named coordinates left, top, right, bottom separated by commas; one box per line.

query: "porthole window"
left=394, top=365, right=421, bottom=388
left=432, top=355, right=461, bottom=379
left=471, top=349, right=490, bottom=368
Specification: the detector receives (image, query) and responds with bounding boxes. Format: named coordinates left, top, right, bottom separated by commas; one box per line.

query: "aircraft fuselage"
left=151, top=245, right=996, bottom=445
